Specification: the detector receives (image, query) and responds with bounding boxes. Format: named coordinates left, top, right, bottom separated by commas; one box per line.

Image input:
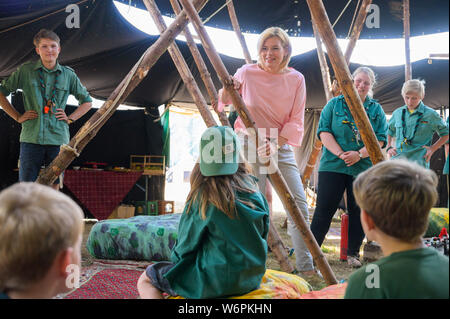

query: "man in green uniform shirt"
left=387, top=80, right=448, bottom=168
left=0, top=29, right=92, bottom=189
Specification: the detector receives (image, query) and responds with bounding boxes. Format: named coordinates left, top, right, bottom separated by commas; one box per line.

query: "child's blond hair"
left=0, top=182, right=84, bottom=292
left=401, top=79, right=426, bottom=98
left=353, top=160, right=438, bottom=243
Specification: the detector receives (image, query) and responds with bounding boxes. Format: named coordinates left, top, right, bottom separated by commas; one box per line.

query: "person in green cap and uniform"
left=0, top=29, right=92, bottom=189
left=387, top=79, right=449, bottom=168
left=137, top=126, right=270, bottom=299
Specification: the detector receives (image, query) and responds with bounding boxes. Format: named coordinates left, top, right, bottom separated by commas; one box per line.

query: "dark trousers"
left=310, top=171, right=365, bottom=257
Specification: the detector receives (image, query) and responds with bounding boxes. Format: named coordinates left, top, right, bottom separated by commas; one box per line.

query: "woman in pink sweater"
left=219, top=27, right=315, bottom=276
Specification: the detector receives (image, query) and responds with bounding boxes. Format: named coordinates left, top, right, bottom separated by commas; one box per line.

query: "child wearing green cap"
left=137, top=126, right=270, bottom=299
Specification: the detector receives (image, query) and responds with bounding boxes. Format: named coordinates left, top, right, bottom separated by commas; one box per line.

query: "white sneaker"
left=347, top=256, right=362, bottom=268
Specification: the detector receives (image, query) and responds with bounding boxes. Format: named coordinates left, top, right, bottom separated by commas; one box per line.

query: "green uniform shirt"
left=388, top=102, right=449, bottom=168
left=0, top=60, right=92, bottom=145
left=164, top=188, right=270, bottom=299
left=344, top=248, right=449, bottom=299
left=317, top=95, right=388, bottom=176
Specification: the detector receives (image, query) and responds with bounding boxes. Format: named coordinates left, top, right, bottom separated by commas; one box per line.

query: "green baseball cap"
left=199, top=126, right=240, bottom=177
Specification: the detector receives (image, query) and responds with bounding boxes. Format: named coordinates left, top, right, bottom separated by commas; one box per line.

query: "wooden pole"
left=179, top=0, right=337, bottom=285
left=306, top=0, right=385, bottom=166
left=302, top=23, right=332, bottom=185
left=169, top=0, right=229, bottom=127
left=147, top=0, right=292, bottom=272
left=313, top=23, right=334, bottom=102
left=303, top=1, right=371, bottom=184
left=403, top=0, right=412, bottom=81
left=268, top=222, right=295, bottom=273
left=226, top=0, right=252, bottom=64
left=344, top=0, right=372, bottom=65
left=36, top=0, right=209, bottom=186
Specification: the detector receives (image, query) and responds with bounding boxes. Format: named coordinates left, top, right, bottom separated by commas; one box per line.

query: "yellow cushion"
left=169, top=269, right=311, bottom=299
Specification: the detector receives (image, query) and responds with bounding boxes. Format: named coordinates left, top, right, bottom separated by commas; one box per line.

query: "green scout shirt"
left=164, top=188, right=270, bottom=299
left=388, top=102, right=449, bottom=168
left=344, top=248, right=449, bottom=299
left=0, top=60, right=92, bottom=146
left=317, top=95, right=388, bottom=176
left=443, top=116, right=449, bottom=175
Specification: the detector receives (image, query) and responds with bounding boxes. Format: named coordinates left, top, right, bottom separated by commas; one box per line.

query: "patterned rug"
left=56, top=260, right=150, bottom=299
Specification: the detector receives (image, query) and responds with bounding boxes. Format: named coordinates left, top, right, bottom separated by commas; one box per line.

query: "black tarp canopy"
left=0, top=0, right=448, bottom=113
left=0, top=0, right=448, bottom=207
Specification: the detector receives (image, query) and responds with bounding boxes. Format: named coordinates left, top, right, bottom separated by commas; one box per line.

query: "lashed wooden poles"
left=306, top=0, right=384, bottom=165
left=302, top=1, right=371, bottom=184
left=403, top=0, right=412, bottom=81
left=36, top=0, right=209, bottom=186
left=168, top=0, right=229, bottom=127
left=179, top=0, right=337, bottom=285
left=143, top=0, right=216, bottom=127
left=344, top=0, right=372, bottom=65
left=227, top=0, right=252, bottom=64
left=146, top=0, right=293, bottom=272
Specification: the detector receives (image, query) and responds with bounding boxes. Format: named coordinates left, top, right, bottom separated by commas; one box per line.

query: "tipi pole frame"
left=179, top=0, right=338, bottom=285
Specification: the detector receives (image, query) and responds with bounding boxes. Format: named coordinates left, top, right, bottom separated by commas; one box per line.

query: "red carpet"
left=64, top=268, right=142, bottom=299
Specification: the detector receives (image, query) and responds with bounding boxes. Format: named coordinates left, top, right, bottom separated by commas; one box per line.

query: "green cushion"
left=86, top=214, right=181, bottom=261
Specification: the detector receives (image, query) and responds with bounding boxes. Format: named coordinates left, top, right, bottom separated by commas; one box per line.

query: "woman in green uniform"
left=310, top=67, right=388, bottom=268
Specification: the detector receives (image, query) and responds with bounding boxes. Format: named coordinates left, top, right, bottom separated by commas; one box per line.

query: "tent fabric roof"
left=0, top=0, right=448, bottom=114
left=113, top=0, right=449, bottom=39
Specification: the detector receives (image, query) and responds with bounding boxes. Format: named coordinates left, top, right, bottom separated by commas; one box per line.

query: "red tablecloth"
left=64, top=170, right=143, bottom=220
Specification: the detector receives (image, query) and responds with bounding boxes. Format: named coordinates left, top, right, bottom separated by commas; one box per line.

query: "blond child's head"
left=0, top=182, right=84, bottom=297
left=353, top=160, right=438, bottom=243
left=401, top=79, right=426, bottom=110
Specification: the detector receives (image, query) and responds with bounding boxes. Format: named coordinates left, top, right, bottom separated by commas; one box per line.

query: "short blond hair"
left=353, top=160, right=438, bottom=243
left=401, top=79, right=426, bottom=98
left=257, top=27, right=292, bottom=71
left=0, top=183, right=84, bottom=292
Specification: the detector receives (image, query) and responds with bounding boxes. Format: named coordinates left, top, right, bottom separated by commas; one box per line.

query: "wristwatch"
left=67, top=118, right=74, bottom=125
left=358, top=150, right=363, bottom=159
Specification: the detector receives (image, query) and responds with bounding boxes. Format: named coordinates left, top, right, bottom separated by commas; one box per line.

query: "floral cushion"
left=86, top=214, right=181, bottom=261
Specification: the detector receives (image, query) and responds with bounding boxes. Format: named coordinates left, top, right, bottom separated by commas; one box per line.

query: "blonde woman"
left=387, top=79, right=449, bottom=168
left=311, top=67, right=388, bottom=268
left=219, top=27, right=316, bottom=275
left=138, top=126, right=270, bottom=299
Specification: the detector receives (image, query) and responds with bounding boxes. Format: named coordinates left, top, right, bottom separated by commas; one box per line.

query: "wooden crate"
left=158, top=201, right=174, bottom=215
left=134, top=201, right=159, bottom=216
left=109, top=205, right=135, bottom=219
left=130, top=155, right=166, bottom=176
